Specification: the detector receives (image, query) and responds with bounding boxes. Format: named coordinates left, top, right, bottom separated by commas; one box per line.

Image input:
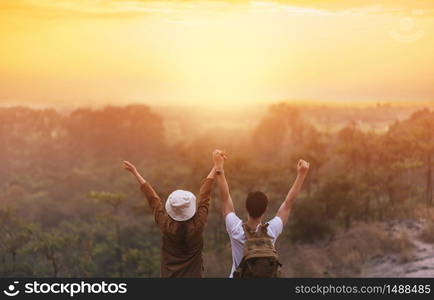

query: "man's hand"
left=297, top=159, right=310, bottom=177
left=123, top=160, right=137, bottom=174
left=213, top=149, right=227, bottom=169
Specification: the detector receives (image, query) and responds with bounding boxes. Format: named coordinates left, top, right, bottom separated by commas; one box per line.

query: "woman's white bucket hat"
left=165, top=190, right=196, bottom=221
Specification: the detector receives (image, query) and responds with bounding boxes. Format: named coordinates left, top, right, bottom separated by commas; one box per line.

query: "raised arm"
left=194, top=165, right=216, bottom=228
left=276, top=159, right=310, bottom=226
left=123, top=160, right=146, bottom=185
left=213, top=150, right=234, bottom=217
left=123, top=160, right=167, bottom=227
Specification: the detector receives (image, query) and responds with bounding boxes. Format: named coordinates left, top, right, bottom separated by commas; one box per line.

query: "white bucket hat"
left=165, top=190, right=196, bottom=221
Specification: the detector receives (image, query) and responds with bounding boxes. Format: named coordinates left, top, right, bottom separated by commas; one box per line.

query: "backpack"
left=232, top=223, right=281, bottom=278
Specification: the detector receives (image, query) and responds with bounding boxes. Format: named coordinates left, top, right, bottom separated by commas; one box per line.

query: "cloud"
left=275, top=0, right=434, bottom=17
left=0, top=0, right=174, bottom=19
left=276, top=0, right=434, bottom=10
left=1, top=0, right=433, bottom=20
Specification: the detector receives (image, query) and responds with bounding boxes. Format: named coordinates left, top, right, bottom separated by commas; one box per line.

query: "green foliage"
left=288, top=198, right=335, bottom=242
left=0, top=104, right=433, bottom=277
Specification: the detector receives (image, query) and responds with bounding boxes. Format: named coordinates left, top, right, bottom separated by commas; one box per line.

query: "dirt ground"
left=361, top=220, right=434, bottom=277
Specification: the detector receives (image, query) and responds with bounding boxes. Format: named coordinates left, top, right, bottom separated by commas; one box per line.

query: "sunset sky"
left=0, top=0, right=433, bottom=107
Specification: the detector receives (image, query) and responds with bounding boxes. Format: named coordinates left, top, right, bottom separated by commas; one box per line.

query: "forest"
left=0, top=103, right=433, bottom=277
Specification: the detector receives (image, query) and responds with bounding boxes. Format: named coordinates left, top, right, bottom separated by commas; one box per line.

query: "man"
left=122, top=151, right=223, bottom=277
left=213, top=150, right=310, bottom=277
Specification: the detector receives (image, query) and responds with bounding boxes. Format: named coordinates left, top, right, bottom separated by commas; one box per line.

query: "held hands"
left=297, top=159, right=310, bottom=177
left=123, top=160, right=137, bottom=174
left=213, top=149, right=227, bottom=169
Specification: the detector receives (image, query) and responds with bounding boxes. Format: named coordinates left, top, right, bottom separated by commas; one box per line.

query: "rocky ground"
left=361, top=220, right=434, bottom=277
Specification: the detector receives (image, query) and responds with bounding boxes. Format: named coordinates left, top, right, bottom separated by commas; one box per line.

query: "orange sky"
left=0, top=0, right=433, bottom=107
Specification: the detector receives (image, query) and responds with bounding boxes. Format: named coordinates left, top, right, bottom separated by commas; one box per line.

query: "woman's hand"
left=123, top=160, right=146, bottom=185
left=123, top=160, right=137, bottom=174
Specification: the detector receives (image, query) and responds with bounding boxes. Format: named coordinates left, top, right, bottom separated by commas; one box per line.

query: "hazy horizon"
left=0, top=99, right=433, bottom=111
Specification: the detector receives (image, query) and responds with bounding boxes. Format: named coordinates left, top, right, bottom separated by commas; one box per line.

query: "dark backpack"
left=233, top=223, right=281, bottom=278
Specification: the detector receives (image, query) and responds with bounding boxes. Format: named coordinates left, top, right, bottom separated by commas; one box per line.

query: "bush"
left=287, top=198, right=335, bottom=242
left=419, top=221, right=434, bottom=243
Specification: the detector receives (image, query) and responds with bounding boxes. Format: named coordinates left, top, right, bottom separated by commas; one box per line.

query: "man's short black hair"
left=246, top=191, right=268, bottom=218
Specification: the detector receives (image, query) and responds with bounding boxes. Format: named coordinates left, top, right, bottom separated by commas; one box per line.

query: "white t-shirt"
left=225, top=212, right=283, bottom=277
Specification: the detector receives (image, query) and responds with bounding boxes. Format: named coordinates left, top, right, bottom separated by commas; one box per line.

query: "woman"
left=122, top=150, right=223, bottom=277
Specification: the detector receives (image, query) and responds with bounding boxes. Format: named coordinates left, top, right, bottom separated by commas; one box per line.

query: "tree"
left=30, top=226, right=75, bottom=277
left=315, top=177, right=358, bottom=229
left=0, top=209, right=36, bottom=276
left=252, top=103, right=303, bottom=160
left=63, top=105, right=165, bottom=162
left=89, top=191, right=126, bottom=277
left=388, top=109, right=434, bottom=206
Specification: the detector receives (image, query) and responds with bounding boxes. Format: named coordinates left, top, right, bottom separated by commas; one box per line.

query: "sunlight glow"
left=0, top=0, right=433, bottom=107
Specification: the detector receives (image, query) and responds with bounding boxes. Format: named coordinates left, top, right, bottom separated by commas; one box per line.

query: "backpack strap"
left=259, top=223, right=269, bottom=236
left=242, top=222, right=270, bottom=237
left=242, top=223, right=256, bottom=239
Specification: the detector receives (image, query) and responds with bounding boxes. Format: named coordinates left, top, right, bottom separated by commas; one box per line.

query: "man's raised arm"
left=213, top=150, right=234, bottom=217
left=276, top=159, right=310, bottom=226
